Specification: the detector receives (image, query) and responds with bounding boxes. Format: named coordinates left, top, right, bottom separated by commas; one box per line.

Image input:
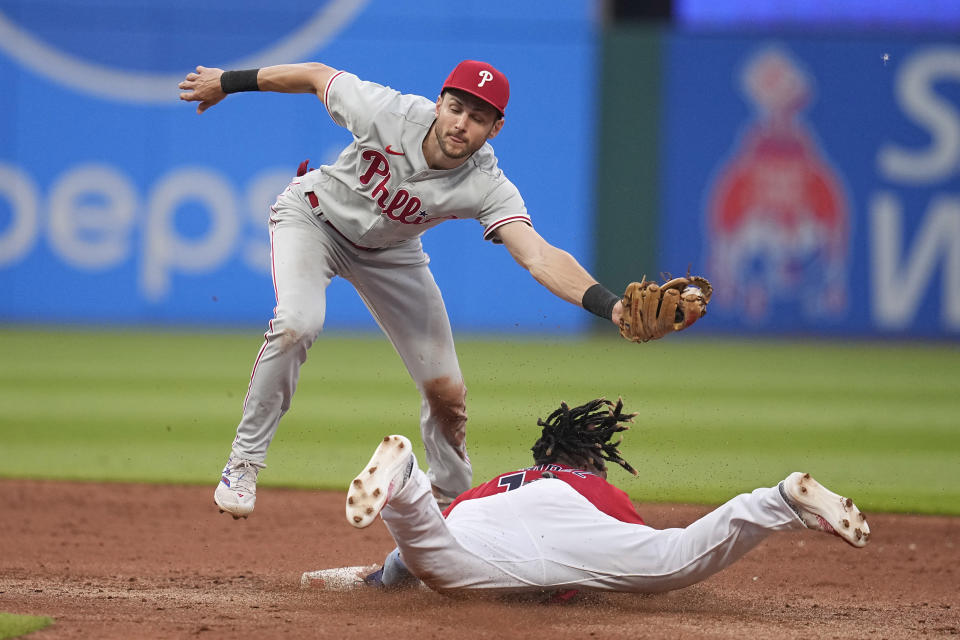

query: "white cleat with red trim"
left=780, top=472, right=870, bottom=548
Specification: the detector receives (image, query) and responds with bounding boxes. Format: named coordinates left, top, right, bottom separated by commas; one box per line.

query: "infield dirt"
left=1, top=479, right=956, bottom=639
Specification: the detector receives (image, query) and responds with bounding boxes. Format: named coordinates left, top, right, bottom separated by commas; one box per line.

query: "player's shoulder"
left=396, top=92, right=438, bottom=129
left=332, top=72, right=434, bottom=118
left=363, top=81, right=436, bottom=130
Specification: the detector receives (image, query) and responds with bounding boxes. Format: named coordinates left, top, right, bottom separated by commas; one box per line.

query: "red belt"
left=305, top=191, right=379, bottom=252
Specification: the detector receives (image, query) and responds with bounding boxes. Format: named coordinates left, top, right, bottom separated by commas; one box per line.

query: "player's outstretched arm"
left=178, top=63, right=339, bottom=114
left=497, top=222, right=623, bottom=327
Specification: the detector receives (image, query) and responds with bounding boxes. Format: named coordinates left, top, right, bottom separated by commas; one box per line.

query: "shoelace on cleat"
left=225, top=460, right=261, bottom=495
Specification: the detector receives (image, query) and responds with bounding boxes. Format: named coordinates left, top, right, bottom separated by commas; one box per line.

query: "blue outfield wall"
left=0, top=0, right=596, bottom=332
left=4, top=5, right=958, bottom=340
left=661, top=33, right=960, bottom=339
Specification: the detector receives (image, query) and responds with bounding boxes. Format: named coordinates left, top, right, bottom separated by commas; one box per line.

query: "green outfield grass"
left=0, top=613, right=53, bottom=639
left=1, top=327, right=957, bottom=515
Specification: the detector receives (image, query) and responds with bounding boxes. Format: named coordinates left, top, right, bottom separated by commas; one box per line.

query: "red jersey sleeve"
left=444, top=464, right=644, bottom=525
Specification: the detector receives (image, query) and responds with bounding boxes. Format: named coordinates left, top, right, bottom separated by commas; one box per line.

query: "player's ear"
left=435, top=94, right=443, bottom=116
left=487, top=117, right=505, bottom=140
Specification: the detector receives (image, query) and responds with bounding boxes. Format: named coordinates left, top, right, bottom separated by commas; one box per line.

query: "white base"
left=300, top=566, right=373, bottom=590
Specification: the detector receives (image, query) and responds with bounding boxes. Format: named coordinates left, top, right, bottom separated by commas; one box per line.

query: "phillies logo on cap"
left=442, top=60, right=509, bottom=114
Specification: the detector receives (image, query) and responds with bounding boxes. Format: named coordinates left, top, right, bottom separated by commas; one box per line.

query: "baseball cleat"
left=346, top=435, right=415, bottom=529
left=214, top=456, right=264, bottom=518
left=780, top=472, right=870, bottom=548
left=216, top=504, right=248, bottom=520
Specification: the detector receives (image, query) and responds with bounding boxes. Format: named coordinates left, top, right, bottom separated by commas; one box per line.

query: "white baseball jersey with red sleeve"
left=443, top=463, right=646, bottom=525
left=298, top=71, right=531, bottom=249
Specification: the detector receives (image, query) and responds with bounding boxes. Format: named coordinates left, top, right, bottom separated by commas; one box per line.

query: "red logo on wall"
left=707, top=48, right=850, bottom=322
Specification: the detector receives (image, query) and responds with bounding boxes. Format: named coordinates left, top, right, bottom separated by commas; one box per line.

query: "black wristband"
left=220, top=69, right=260, bottom=94
left=581, top=283, right=620, bottom=321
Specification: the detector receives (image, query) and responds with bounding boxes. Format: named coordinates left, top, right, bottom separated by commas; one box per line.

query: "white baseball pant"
left=381, top=464, right=806, bottom=593
left=230, top=183, right=472, bottom=498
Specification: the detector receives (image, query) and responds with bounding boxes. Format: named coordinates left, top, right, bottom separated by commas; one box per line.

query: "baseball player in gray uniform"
left=178, top=60, right=630, bottom=517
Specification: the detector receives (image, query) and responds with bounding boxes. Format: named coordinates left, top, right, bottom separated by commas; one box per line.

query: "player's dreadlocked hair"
left=531, top=397, right=638, bottom=476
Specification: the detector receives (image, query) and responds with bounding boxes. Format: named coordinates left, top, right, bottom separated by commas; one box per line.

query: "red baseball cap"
left=442, top=60, right=509, bottom=115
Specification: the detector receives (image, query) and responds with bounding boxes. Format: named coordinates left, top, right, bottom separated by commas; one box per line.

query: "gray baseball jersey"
left=227, top=69, right=533, bottom=504
left=299, top=71, right=532, bottom=248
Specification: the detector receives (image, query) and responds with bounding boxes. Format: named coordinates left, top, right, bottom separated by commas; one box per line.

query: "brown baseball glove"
left=619, top=275, right=713, bottom=343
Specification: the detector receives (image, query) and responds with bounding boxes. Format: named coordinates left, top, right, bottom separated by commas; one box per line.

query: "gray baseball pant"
left=230, top=182, right=472, bottom=499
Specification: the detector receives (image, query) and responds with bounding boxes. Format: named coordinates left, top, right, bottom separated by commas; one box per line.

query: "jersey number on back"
left=497, top=471, right=527, bottom=492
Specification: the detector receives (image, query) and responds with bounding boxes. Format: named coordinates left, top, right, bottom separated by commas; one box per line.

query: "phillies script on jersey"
left=358, top=149, right=453, bottom=225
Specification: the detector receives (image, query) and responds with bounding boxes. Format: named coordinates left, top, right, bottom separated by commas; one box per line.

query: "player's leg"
left=216, top=189, right=341, bottom=517
left=549, top=482, right=804, bottom=592
left=346, top=436, right=530, bottom=592
left=494, top=475, right=867, bottom=593
left=348, top=258, right=471, bottom=506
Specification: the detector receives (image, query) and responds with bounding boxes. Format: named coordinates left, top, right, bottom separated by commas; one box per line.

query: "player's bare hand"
left=610, top=300, right=624, bottom=327
left=178, top=65, right=226, bottom=114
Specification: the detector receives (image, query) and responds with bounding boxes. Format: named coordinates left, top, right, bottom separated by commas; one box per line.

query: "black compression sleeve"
left=220, top=69, right=260, bottom=93
left=581, top=284, right=620, bottom=321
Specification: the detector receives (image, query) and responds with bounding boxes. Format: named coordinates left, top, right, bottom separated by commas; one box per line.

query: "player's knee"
left=271, top=308, right=325, bottom=350
left=424, top=377, right=467, bottom=420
